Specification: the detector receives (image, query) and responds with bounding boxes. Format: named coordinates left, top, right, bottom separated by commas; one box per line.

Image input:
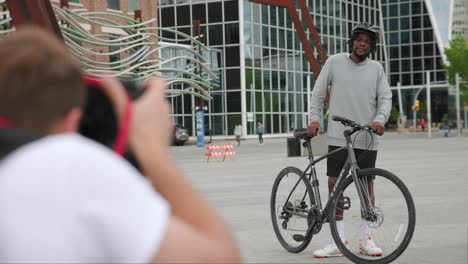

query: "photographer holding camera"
left=0, top=27, right=241, bottom=263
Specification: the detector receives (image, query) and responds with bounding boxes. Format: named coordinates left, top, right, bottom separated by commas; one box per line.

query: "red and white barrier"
left=205, top=142, right=235, bottom=162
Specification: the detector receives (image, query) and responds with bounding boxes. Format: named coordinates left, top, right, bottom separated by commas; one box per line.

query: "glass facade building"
left=159, top=0, right=385, bottom=137
left=381, top=0, right=450, bottom=123
left=452, top=0, right=468, bottom=41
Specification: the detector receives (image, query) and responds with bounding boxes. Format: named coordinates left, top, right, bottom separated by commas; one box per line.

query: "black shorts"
left=326, top=145, right=377, bottom=177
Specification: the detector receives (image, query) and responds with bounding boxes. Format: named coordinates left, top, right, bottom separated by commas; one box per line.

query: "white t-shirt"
left=0, top=134, right=170, bottom=263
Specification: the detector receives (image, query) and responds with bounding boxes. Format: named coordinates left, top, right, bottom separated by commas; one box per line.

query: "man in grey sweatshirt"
left=307, top=22, right=392, bottom=258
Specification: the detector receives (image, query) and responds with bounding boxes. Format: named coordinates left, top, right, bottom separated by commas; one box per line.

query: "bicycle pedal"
left=338, top=197, right=351, bottom=210
left=292, top=234, right=305, bottom=242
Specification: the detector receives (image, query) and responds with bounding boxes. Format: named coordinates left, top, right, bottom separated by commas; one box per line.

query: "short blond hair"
left=0, top=26, right=84, bottom=134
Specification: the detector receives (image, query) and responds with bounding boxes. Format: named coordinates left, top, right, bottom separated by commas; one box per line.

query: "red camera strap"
left=83, top=76, right=132, bottom=156
left=0, top=117, right=15, bottom=128
left=112, top=96, right=132, bottom=156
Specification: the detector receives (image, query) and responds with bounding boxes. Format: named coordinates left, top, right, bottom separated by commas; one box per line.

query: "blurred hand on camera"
left=100, top=77, right=172, bottom=152
left=131, top=78, right=172, bottom=149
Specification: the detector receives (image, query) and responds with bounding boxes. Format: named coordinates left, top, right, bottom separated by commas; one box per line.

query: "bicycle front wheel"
left=329, top=168, right=416, bottom=264
left=270, top=166, right=314, bottom=253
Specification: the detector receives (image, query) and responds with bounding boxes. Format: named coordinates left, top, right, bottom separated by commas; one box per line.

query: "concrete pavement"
left=169, top=131, right=468, bottom=263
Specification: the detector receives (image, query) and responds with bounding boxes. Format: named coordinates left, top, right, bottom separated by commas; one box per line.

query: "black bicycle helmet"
left=350, top=22, right=380, bottom=42
left=347, top=22, right=380, bottom=55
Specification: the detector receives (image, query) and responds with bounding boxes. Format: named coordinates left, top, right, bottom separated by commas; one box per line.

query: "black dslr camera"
left=79, top=77, right=145, bottom=170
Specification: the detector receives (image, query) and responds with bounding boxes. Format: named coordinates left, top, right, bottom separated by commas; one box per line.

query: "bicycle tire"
left=329, top=168, right=416, bottom=264
left=270, top=166, right=315, bottom=253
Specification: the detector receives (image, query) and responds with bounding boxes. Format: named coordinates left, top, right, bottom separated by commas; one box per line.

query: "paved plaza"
left=170, top=131, right=468, bottom=264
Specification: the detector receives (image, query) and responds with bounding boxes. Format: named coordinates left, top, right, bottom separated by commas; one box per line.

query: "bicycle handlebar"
left=331, top=115, right=377, bottom=134
left=293, top=128, right=309, bottom=140
left=293, top=116, right=376, bottom=140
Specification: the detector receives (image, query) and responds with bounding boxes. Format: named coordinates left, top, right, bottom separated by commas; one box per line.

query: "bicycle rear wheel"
left=329, top=168, right=416, bottom=264
left=270, top=166, right=315, bottom=253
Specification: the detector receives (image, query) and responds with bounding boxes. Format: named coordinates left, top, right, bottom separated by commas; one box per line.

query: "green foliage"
left=442, top=113, right=449, bottom=122
left=388, top=106, right=400, bottom=124
left=444, top=35, right=468, bottom=104
left=418, top=100, right=427, bottom=120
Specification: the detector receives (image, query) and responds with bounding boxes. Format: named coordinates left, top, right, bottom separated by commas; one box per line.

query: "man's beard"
left=352, top=48, right=370, bottom=61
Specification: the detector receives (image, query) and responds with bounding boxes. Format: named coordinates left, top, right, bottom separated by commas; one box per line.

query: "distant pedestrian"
left=234, top=124, right=242, bottom=146
left=444, top=121, right=450, bottom=137
left=256, top=122, right=264, bottom=144
left=419, top=118, right=426, bottom=132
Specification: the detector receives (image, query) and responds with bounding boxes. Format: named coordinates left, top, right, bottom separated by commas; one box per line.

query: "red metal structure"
left=249, top=0, right=327, bottom=80
left=5, top=0, right=63, bottom=40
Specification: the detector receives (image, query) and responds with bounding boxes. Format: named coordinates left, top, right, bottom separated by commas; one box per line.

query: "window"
left=128, top=0, right=139, bottom=12
left=161, top=7, right=175, bottom=27
left=208, top=24, right=223, bottom=46
left=423, top=15, right=431, bottom=28
left=226, top=68, right=241, bottom=90
left=225, top=23, right=239, bottom=44
left=400, top=17, right=410, bottom=30
left=401, top=59, right=411, bottom=72
left=390, top=47, right=399, bottom=57
left=411, top=30, right=421, bottom=43
left=401, top=73, right=411, bottom=85
left=389, top=18, right=398, bottom=31
left=225, top=46, right=240, bottom=67
left=208, top=2, right=222, bottom=23
left=390, top=60, right=399, bottom=73
left=107, top=0, right=120, bottom=10
left=424, top=58, right=434, bottom=69
left=401, top=45, right=410, bottom=57
left=424, top=44, right=433, bottom=56
left=264, top=92, right=271, bottom=112
left=412, top=16, right=421, bottom=29
left=400, top=31, right=410, bottom=44
left=423, top=29, right=433, bottom=42
left=224, top=0, right=239, bottom=21
left=177, top=5, right=190, bottom=26
left=412, top=45, right=422, bottom=57
left=413, top=59, right=422, bottom=71
left=192, top=4, right=206, bottom=24
left=400, top=3, right=409, bottom=16
left=411, top=2, right=421, bottom=14
left=413, top=72, right=423, bottom=85
left=390, top=74, right=400, bottom=86
left=389, top=4, right=398, bottom=17
left=389, top=32, right=399, bottom=45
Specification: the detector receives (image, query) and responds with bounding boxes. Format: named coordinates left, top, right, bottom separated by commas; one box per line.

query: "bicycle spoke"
left=271, top=167, right=314, bottom=253
left=329, top=168, right=415, bottom=264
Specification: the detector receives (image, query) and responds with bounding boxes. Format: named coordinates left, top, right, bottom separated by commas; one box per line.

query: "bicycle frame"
left=283, top=126, right=374, bottom=237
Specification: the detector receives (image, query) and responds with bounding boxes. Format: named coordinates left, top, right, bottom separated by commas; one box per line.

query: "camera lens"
left=120, top=79, right=145, bottom=99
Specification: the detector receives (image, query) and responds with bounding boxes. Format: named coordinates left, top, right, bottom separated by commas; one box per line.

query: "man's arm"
left=309, top=58, right=333, bottom=123
left=307, top=57, right=333, bottom=137
left=373, top=65, right=392, bottom=125
left=101, top=78, right=241, bottom=263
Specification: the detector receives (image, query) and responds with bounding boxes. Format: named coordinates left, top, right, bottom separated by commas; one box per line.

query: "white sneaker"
left=312, top=240, right=349, bottom=258
left=360, top=235, right=383, bottom=256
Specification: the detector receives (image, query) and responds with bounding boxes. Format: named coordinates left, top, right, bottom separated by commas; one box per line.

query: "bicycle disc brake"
left=363, top=207, right=384, bottom=228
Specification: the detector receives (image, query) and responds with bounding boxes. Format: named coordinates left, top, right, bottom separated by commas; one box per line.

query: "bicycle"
left=270, top=115, right=416, bottom=264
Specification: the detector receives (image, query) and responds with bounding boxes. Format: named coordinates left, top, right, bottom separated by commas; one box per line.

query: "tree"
left=387, top=105, right=399, bottom=128
left=444, top=35, right=468, bottom=104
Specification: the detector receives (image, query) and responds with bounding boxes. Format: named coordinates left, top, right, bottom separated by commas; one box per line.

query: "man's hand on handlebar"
left=368, top=121, right=385, bottom=136
left=307, top=121, right=321, bottom=138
